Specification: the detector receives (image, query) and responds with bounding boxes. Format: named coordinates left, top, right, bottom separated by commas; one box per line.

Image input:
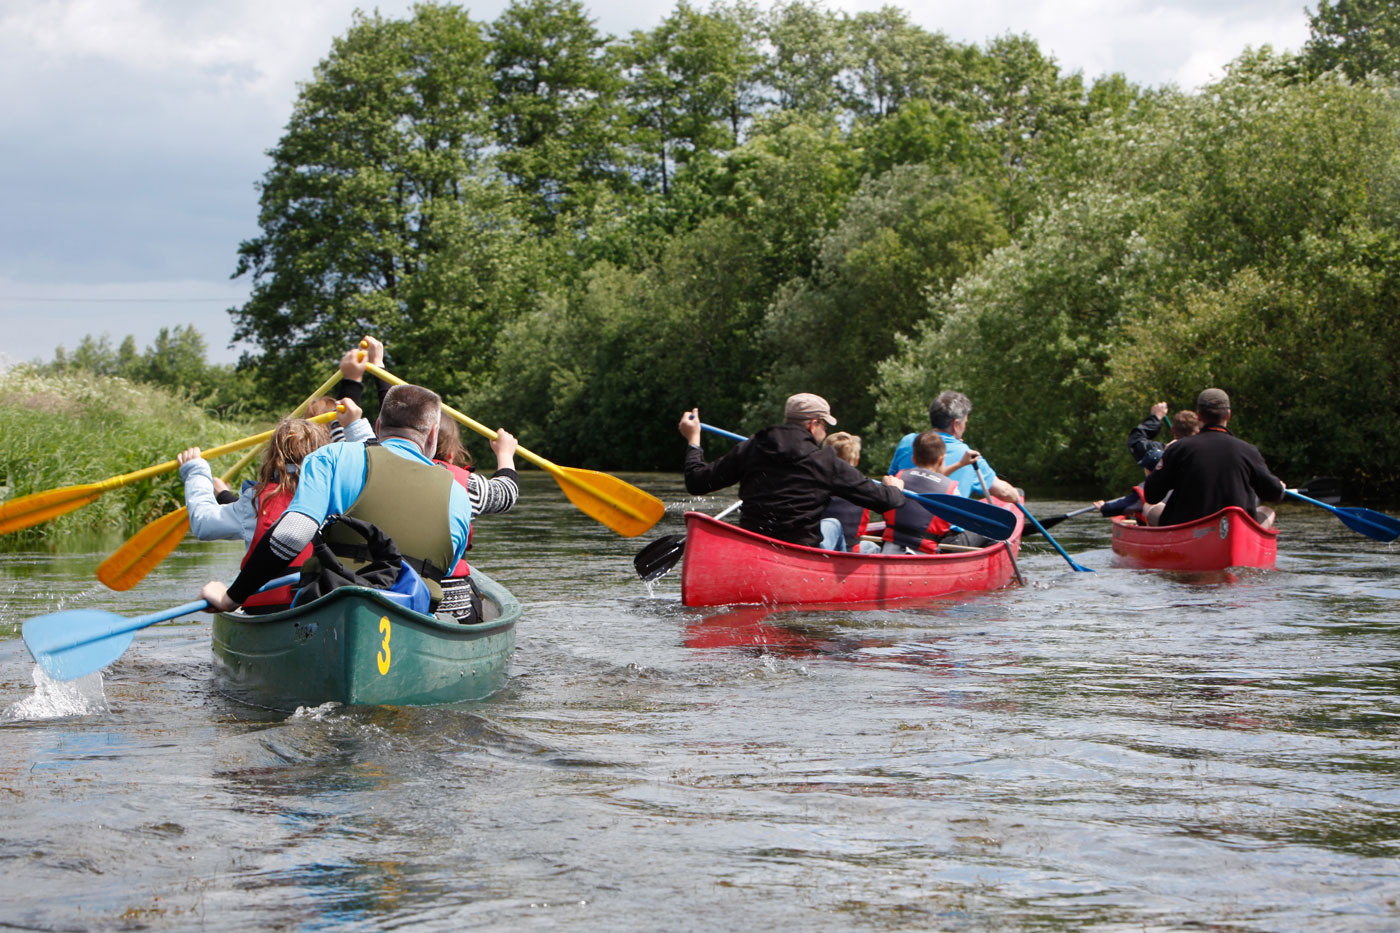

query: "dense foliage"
left=166, top=2, right=1400, bottom=491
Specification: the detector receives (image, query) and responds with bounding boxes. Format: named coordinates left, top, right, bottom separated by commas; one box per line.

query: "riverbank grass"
left=0, top=366, right=259, bottom=545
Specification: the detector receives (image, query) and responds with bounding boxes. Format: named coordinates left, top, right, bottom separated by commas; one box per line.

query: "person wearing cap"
left=678, top=393, right=906, bottom=548
left=1141, top=388, right=1285, bottom=528
left=887, top=391, right=1023, bottom=503
left=1128, top=400, right=1201, bottom=470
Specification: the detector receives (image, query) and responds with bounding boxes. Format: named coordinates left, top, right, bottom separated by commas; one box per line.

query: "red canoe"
left=1110, top=506, right=1278, bottom=572
left=679, top=507, right=1023, bottom=608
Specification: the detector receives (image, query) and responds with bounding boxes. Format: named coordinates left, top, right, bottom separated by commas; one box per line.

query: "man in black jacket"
left=1142, top=388, right=1285, bottom=527
left=679, top=393, right=905, bottom=547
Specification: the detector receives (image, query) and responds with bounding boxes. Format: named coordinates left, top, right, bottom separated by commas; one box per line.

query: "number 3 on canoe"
left=377, top=616, right=392, bottom=675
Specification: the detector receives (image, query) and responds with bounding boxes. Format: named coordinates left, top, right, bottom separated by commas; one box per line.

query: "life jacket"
left=433, top=458, right=474, bottom=577
left=823, top=496, right=869, bottom=552
left=883, top=467, right=959, bottom=553
left=240, top=482, right=311, bottom=608
left=324, top=444, right=460, bottom=604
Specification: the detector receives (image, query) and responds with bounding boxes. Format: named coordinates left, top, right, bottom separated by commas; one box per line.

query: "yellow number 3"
left=377, top=616, right=392, bottom=675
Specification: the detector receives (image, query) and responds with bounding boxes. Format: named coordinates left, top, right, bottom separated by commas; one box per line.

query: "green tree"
left=762, top=1, right=850, bottom=114
left=966, top=34, right=1086, bottom=231
left=760, top=165, right=1008, bottom=430
left=619, top=1, right=761, bottom=195
left=1304, top=0, right=1400, bottom=80
left=488, top=0, right=629, bottom=229
left=844, top=7, right=956, bottom=118
left=231, top=4, right=522, bottom=402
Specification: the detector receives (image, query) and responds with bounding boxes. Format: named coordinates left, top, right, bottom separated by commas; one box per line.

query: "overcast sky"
left=0, top=0, right=1312, bottom=368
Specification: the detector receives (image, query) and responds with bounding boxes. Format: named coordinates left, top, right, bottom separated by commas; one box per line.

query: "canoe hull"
left=679, top=507, right=1023, bottom=607
left=211, top=569, right=519, bottom=709
left=1111, top=507, right=1278, bottom=572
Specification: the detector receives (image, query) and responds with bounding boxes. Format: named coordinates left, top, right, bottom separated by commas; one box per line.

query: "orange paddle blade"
left=96, top=507, right=191, bottom=592
left=0, top=486, right=108, bottom=535
left=553, top=466, right=665, bottom=538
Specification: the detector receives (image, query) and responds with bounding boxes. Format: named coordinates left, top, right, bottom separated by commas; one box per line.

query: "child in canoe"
left=431, top=414, right=519, bottom=621
left=176, top=401, right=370, bottom=610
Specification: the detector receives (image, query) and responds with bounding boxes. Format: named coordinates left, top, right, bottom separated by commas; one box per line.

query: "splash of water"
left=290, top=701, right=343, bottom=721
left=4, top=666, right=108, bottom=721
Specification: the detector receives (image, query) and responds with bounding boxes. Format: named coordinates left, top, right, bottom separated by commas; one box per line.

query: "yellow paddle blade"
left=96, top=507, right=191, bottom=592
left=553, top=466, right=665, bottom=538
left=0, top=486, right=106, bottom=535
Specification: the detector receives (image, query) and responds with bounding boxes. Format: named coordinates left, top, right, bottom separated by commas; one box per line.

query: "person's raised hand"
left=491, top=428, right=518, bottom=466
left=177, top=447, right=202, bottom=466
left=339, top=347, right=367, bottom=381
left=678, top=408, right=702, bottom=446
left=361, top=335, right=385, bottom=367
left=336, top=396, right=362, bottom=427
left=1151, top=401, right=1168, bottom=419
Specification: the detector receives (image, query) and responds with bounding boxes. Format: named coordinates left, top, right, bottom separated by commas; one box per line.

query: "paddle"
left=695, top=422, right=1017, bottom=542
left=1285, top=489, right=1400, bottom=542
left=1030, top=504, right=1100, bottom=533
left=0, top=414, right=348, bottom=537
left=97, top=370, right=348, bottom=591
left=364, top=362, right=664, bottom=538
left=634, top=501, right=743, bottom=583
left=96, top=408, right=344, bottom=591
left=1015, top=501, right=1094, bottom=572
left=1295, top=476, right=1342, bottom=505
left=972, top=458, right=1024, bottom=586
left=23, top=574, right=301, bottom=682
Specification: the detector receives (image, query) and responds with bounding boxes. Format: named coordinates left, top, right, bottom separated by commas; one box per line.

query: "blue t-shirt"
left=887, top=431, right=997, bottom=498
left=287, top=437, right=472, bottom=565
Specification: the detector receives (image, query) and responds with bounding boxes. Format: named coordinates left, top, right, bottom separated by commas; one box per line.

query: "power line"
left=0, top=296, right=237, bottom=303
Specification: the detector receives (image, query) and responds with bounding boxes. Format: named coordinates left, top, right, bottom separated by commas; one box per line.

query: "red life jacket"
left=239, top=482, right=312, bottom=608
left=883, top=467, right=959, bottom=553
left=433, top=459, right=474, bottom=578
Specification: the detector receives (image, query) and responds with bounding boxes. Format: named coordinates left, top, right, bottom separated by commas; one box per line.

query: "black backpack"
left=291, top=514, right=430, bottom=614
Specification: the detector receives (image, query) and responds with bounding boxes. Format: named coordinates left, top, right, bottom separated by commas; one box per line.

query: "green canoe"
left=211, top=568, right=519, bottom=710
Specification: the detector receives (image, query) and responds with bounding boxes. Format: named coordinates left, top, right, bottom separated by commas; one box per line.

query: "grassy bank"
left=0, top=366, right=259, bottom=546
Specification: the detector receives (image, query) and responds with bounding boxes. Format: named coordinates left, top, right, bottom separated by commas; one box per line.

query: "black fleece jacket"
left=684, top=423, right=904, bottom=547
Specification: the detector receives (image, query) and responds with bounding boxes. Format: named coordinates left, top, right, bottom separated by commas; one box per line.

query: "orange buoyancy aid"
left=240, top=482, right=313, bottom=608
left=883, top=467, right=960, bottom=553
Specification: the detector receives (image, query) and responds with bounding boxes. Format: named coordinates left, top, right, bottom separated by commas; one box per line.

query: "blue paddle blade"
left=23, top=609, right=137, bottom=682
left=1335, top=507, right=1400, bottom=542
left=1286, top=490, right=1400, bottom=543
left=904, top=491, right=1018, bottom=541
left=20, top=575, right=299, bottom=682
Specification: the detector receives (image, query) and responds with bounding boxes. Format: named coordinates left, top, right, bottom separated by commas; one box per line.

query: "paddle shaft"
left=217, top=368, right=348, bottom=480
left=974, top=459, right=1024, bottom=586
left=364, top=362, right=653, bottom=525
left=42, top=574, right=301, bottom=657
left=1015, top=501, right=1094, bottom=572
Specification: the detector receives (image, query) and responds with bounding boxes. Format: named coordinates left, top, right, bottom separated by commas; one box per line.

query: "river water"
left=1, top=472, right=1398, bottom=931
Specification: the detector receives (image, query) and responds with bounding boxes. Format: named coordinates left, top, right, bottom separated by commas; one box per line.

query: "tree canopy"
left=225, top=0, right=1400, bottom=493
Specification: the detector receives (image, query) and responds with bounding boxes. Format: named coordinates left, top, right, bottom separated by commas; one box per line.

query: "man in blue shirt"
left=887, top=391, right=1023, bottom=503
left=200, top=384, right=472, bottom=611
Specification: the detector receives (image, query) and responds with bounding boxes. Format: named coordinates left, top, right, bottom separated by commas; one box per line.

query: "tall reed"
left=0, top=366, right=260, bottom=546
